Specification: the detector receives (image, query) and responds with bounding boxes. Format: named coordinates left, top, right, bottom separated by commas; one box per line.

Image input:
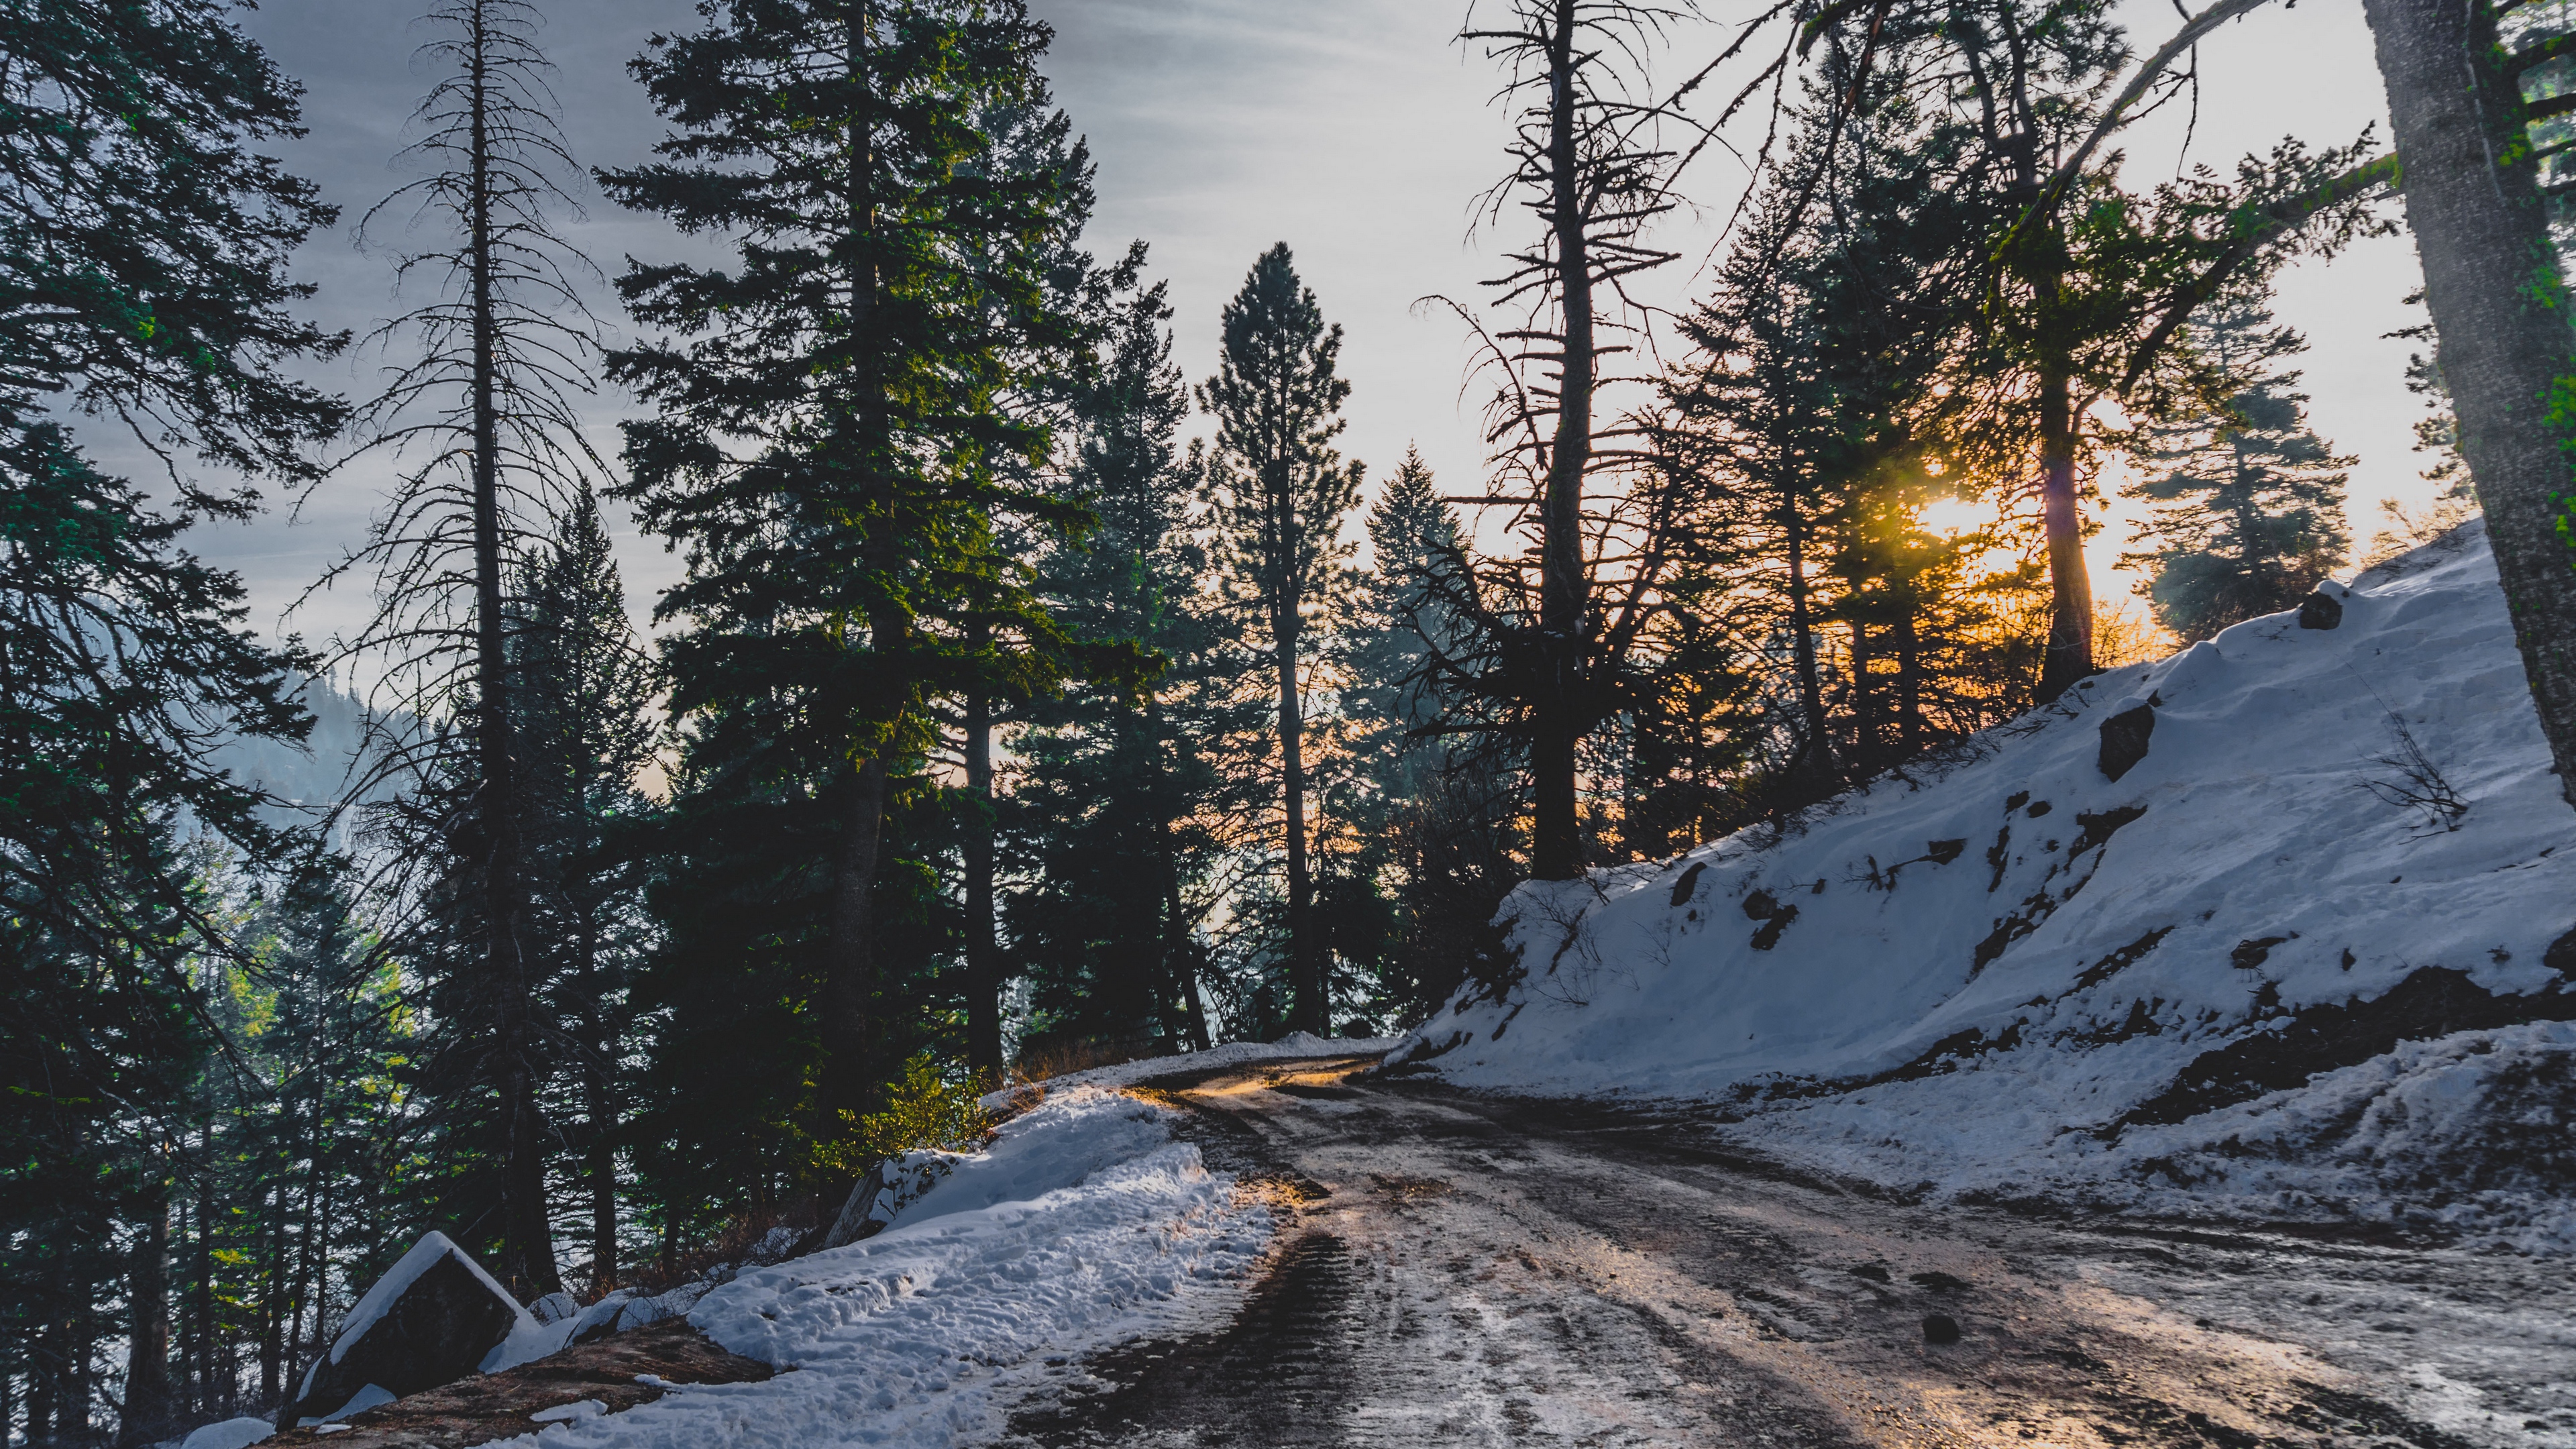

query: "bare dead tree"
left=1428, top=0, right=1718, bottom=881
left=305, top=0, right=604, bottom=1297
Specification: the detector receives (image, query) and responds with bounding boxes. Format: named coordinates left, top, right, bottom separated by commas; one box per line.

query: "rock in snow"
left=1392, top=521, right=2576, bottom=1249
left=286, top=1232, right=526, bottom=1426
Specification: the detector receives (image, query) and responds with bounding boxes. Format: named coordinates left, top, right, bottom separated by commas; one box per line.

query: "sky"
left=201, top=0, right=2434, bottom=663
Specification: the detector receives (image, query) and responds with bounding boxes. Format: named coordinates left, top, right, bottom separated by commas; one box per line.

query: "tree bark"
left=2361, top=0, right=2576, bottom=809
left=1277, top=584, right=1322, bottom=1034
left=1533, top=0, right=1591, bottom=881
left=118, top=1179, right=172, bottom=1446
left=963, top=665, right=1002, bottom=1077
left=2035, top=363, right=2096, bottom=698
left=818, top=752, right=888, bottom=1148
left=459, top=0, right=557, bottom=1297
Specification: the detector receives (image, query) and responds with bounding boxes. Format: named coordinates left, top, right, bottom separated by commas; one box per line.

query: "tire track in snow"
left=998, top=1057, right=2567, bottom=1448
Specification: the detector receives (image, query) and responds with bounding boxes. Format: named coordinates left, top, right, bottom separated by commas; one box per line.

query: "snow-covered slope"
left=1393, top=522, right=2576, bottom=1246
left=466, top=1088, right=1273, bottom=1449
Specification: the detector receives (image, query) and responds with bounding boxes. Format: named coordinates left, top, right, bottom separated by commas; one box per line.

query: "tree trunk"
left=256, top=1190, right=283, bottom=1409
left=577, top=932, right=618, bottom=1294
left=963, top=665, right=1002, bottom=1077
left=814, top=3, right=893, bottom=1148
left=818, top=753, right=888, bottom=1151
left=1533, top=0, right=1592, bottom=881
left=460, top=0, right=557, bottom=1297
left=1277, top=588, right=1322, bottom=1035
left=1896, top=608, right=1923, bottom=757
left=118, top=1181, right=172, bottom=1447
left=1850, top=619, right=1877, bottom=766
left=2361, top=0, right=2576, bottom=809
left=1784, top=496, right=1834, bottom=782
left=2035, top=363, right=2095, bottom=699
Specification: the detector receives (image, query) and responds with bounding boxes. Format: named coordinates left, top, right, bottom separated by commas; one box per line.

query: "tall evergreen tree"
left=1336, top=449, right=1513, bottom=1028
left=1198, top=244, right=1362, bottom=1038
left=324, top=0, right=604, bottom=1296
left=2125, top=300, right=2351, bottom=641
left=1010, top=268, right=1246, bottom=1053
left=513, top=488, right=657, bottom=1291
left=602, top=0, right=1110, bottom=1161
left=0, top=2, right=343, bottom=1434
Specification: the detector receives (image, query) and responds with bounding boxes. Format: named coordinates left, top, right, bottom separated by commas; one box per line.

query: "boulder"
left=2097, top=703, right=2155, bottom=782
left=2298, top=589, right=2344, bottom=630
left=286, top=1232, right=525, bottom=1426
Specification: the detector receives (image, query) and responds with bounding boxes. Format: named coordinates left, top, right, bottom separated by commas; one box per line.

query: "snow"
left=1393, top=522, right=2575, bottom=1246
left=478, top=1086, right=1275, bottom=1449
left=313, top=1385, right=396, bottom=1424
left=175, top=1418, right=275, bottom=1449
left=294, top=1230, right=541, bottom=1409
left=981, top=1031, right=1401, bottom=1108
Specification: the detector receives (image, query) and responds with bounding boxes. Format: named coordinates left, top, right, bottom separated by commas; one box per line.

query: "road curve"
left=998, top=1056, right=2572, bottom=1449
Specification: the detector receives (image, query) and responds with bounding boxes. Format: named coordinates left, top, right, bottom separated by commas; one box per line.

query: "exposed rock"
left=1749, top=905, right=1799, bottom=952
left=2120, top=967, right=2576, bottom=1128
left=1668, top=861, right=1708, bottom=908
left=526, top=1292, right=578, bottom=1326
left=2097, top=704, right=2155, bottom=782
left=286, top=1233, right=521, bottom=1428
left=1921, top=1313, right=1962, bottom=1344
left=2298, top=590, right=2344, bottom=630
left=822, top=1159, right=896, bottom=1250
left=260, top=1319, right=773, bottom=1448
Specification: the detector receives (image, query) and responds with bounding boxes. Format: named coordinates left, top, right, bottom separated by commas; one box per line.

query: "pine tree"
left=1334, top=450, right=1514, bottom=1028
left=602, top=0, right=1110, bottom=1165
left=2125, top=300, right=2351, bottom=641
left=1344, top=449, right=1460, bottom=806
left=0, top=4, right=343, bottom=1434
left=513, top=488, right=657, bottom=1292
left=1199, top=244, right=1362, bottom=1038
left=1008, top=267, right=1244, bottom=1053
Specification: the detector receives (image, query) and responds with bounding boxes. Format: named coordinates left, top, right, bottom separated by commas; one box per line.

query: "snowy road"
left=999, top=1056, right=2574, bottom=1449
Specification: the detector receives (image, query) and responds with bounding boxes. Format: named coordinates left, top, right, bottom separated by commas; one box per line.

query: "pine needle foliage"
left=600, top=0, right=1116, bottom=1159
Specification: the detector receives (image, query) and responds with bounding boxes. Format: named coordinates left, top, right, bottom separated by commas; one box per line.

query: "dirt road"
left=1001, top=1057, right=2573, bottom=1449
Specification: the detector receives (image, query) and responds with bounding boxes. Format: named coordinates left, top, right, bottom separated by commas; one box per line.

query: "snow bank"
left=980, top=1031, right=1401, bottom=1108
left=489, top=1087, right=1273, bottom=1449
left=175, top=1418, right=276, bottom=1449
left=1396, top=523, right=2575, bottom=1242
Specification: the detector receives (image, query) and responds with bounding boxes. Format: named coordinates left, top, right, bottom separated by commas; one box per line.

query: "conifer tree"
left=0, top=4, right=343, bottom=1430
left=1010, top=268, right=1245, bottom=1052
left=603, top=0, right=1107, bottom=1153
left=1199, top=244, right=1362, bottom=1038
left=513, top=489, right=657, bottom=1291
left=2125, top=300, right=2351, bottom=641
left=1336, top=450, right=1514, bottom=1027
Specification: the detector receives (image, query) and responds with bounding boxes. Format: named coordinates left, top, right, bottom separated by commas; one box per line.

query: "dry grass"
left=1008, top=1034, right=1174, bottom=1087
